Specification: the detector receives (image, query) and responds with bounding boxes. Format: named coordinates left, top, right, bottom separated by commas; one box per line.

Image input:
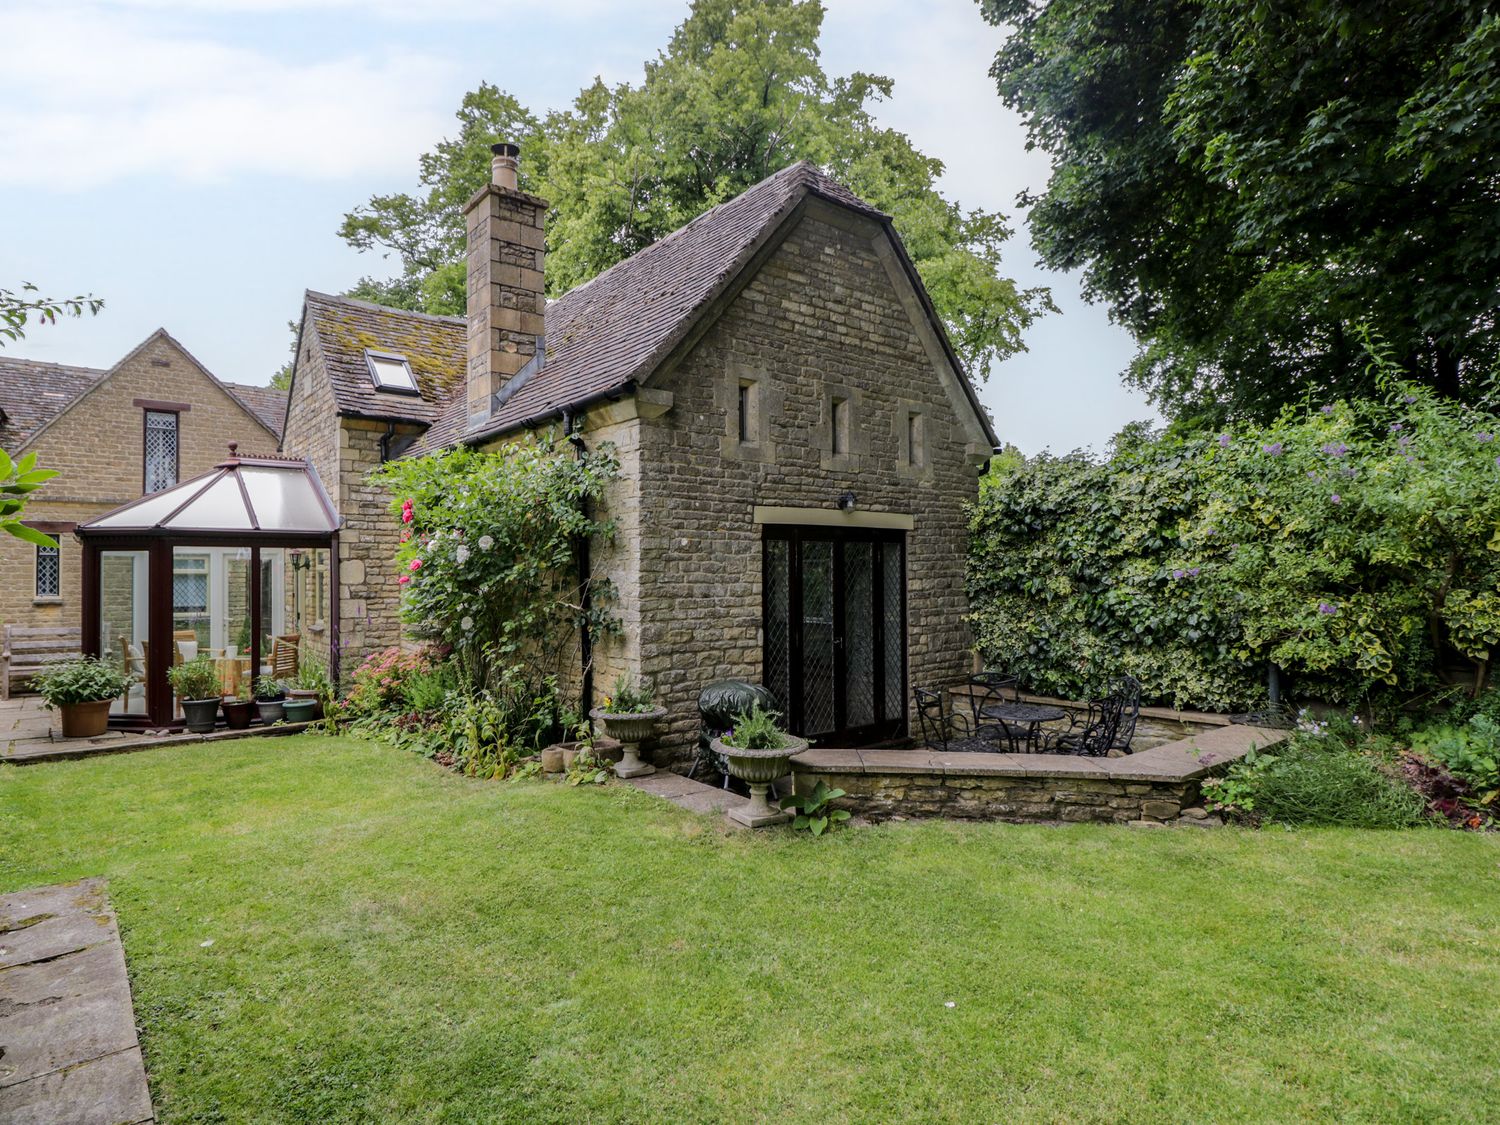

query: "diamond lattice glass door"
left=763, top=526, right=905, bottom=745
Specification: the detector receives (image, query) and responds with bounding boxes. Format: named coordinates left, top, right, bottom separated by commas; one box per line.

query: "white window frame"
left=35, top=542, right=60, bottom=599
left=364, top=349, right=420, bottom=395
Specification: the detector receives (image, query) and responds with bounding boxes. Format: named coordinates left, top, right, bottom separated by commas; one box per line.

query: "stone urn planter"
left=589, top=706, right=667, bottom=778
left=711, top=734, right=809, bottom=828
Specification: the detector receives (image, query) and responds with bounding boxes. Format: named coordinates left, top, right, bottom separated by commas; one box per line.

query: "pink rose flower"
left=398, top=575, right=411, bottom=585
left=409, top=558, right=422, bottom=572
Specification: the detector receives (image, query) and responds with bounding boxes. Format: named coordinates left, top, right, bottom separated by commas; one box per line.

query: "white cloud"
left=0, top=6, right=453, bottom=187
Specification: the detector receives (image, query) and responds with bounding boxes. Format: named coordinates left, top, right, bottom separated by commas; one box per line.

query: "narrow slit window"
left=907, top=411, right=925, bottom=467
left=35, top=543, right=60, bottom=598
left=365, top=350, right=420, bottom=395
left=737, top=379, right=758, bottom=444
left=831, top=395, right=849, bottom=455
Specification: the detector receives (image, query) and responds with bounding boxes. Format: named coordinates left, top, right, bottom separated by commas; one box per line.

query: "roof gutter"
left=461, top=381, right=636, bottom=446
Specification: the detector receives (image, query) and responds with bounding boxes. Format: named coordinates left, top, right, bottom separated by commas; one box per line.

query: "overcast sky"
left=1, top=0, right=1157, bottom=455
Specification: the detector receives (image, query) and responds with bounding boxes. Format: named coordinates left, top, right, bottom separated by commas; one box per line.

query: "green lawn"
left=2, top=736, right=1497, bottom=1123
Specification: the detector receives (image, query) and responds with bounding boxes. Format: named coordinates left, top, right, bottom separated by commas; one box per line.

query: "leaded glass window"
left=35, top=543, right=60, bottom=598
left=144, top=410, right=178, bottom=493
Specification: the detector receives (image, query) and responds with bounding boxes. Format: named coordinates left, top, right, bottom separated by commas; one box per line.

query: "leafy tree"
left=983, top=0, right=1500, bottom=423
left=1, top=280, right=98, bottom=543
left=341, top=0, right=1050, bottom=378
left=970, top=360, right=1500, bottom=709
left=1, top=282, right=102, bottom=345
left=1, top=449, right=60, bottom=547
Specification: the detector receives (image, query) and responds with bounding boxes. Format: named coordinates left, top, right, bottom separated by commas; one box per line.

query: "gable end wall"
left=633, top=208, right=984, bottom=761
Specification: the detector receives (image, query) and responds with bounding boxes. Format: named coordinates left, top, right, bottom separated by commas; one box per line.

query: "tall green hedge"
left=968, top=382, right=1500, bottom=712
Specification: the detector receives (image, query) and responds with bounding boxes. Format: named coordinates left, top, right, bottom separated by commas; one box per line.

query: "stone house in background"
left=277, top=149, right=998, bottom=763
left=0, top=331, right=289, bottom=658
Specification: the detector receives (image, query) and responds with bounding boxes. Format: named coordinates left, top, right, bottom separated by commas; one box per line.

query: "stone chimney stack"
left=463, top=141, right=547, bottom=430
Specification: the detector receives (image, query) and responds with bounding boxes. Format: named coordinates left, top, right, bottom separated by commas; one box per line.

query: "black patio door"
left=763, top=526, right=906, bottom=745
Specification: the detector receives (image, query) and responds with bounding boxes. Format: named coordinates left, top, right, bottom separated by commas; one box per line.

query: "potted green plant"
left=286, top=653, right=332, bottom=720
left=221, top=681, right=254, bottom=729
left=589, top=675, right=667, bottom=778
left=253, top=676, right=286, bottom=724
left=33, top=657, right=133, bottom=738
left=168, top=657, right=222, bottom=733
left=710, top=705, right=808, bottom=828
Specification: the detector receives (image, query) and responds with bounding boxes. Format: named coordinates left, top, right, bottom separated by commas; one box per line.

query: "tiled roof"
left=337, top=161, right=982, bottom=456
left=222, top=382, right=289, bottom=439
left=302, top=292, right=466, bottom=425
left=0, top=356, right=105, bottom=449
left=411, top=162, right=887, bottom=454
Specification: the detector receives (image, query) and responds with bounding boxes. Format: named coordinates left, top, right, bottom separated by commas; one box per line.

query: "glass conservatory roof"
left=79, top=447, right=339, bottom=536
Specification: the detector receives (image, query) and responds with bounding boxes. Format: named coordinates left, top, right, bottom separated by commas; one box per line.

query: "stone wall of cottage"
left=278, top=326, right=412, bottom=684
left=630, top=206, right=987, bottom=765
left=0, top=332, right=279, bottom=649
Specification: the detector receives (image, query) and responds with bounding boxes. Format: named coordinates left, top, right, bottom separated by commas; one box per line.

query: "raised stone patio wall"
left=791, top=724, right=1286, bottom=826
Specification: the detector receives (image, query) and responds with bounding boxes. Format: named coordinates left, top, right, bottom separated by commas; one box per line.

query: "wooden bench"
left=1, top=625, right=83, bottom=700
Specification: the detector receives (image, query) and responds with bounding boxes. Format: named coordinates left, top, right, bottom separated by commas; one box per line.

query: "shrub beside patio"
left=4, top=734, right=1498, bottom=1121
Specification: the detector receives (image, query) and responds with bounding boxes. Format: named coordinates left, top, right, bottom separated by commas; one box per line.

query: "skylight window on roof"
left=365, top=350, right=420, bottom=395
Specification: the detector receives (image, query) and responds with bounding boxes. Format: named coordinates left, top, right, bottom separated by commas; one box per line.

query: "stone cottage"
left=0, top=331, right=287, bottom=661
left=278, top=147, right=998, bottom=761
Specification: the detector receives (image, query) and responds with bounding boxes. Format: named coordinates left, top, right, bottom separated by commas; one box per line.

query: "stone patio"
left=0, top=879, right=154, bottom=1125
left=791, top=723, right=1286, bottom=826
left=1, top=695, right=315, bottom=765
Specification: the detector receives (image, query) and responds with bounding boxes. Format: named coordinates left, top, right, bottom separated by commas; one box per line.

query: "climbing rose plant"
left=970, top=380, right=1500, bottom=709
left=371, top=435, right=618, bottom=690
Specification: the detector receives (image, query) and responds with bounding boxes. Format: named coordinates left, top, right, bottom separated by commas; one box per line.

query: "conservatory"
left=75, top=445, right=340, bottom=728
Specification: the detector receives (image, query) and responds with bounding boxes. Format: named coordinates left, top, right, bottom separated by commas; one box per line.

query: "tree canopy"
left=341, top=0, right=1050, bottom=379
left=982, top=0, right=1500, bottom=424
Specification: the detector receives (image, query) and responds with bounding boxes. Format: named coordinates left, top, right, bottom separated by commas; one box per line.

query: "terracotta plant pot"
left=181, top=697, right=220, bottom=734
left=221, top=699, right=254, bottom=729
left=58, top=699, right=111, bottom=739
left=283, top=699, right=318, bottom=724
left=711, top=734, right=809, bottom=828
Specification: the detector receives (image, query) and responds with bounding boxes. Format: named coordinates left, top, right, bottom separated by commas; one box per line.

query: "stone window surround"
left=892, top=396, right=936, bottom=482
left=34, top=541, right=61, bottom=603
left=817, top=382, right=870, bottom=472
left=717, top=361, right=780, bottom=464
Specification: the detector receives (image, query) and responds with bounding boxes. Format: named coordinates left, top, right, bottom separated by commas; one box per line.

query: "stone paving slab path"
left=0, top=879, right=154, bottom=1125
left=622, top=770, right=751, bottom=824
left=2, top=695, right=315, bottom=765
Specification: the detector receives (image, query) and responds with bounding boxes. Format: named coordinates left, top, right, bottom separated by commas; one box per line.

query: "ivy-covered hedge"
left=968, top=436, right=1263, bottom=711
left=968, top=381, right=1500, bottom=712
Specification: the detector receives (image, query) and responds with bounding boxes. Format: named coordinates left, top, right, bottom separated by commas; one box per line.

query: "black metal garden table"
left=979, top=701, right=1068, bottom=753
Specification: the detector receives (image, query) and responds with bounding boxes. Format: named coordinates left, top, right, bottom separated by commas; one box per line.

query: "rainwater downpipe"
left=563, top=410, right=595, bottom=715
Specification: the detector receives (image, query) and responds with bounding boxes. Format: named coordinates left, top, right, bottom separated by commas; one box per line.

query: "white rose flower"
left=456, top=545, right=470, bottom=564
left=461, top=616, right=474, bottom=631
left=478, top=535, right=494, bottom=551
